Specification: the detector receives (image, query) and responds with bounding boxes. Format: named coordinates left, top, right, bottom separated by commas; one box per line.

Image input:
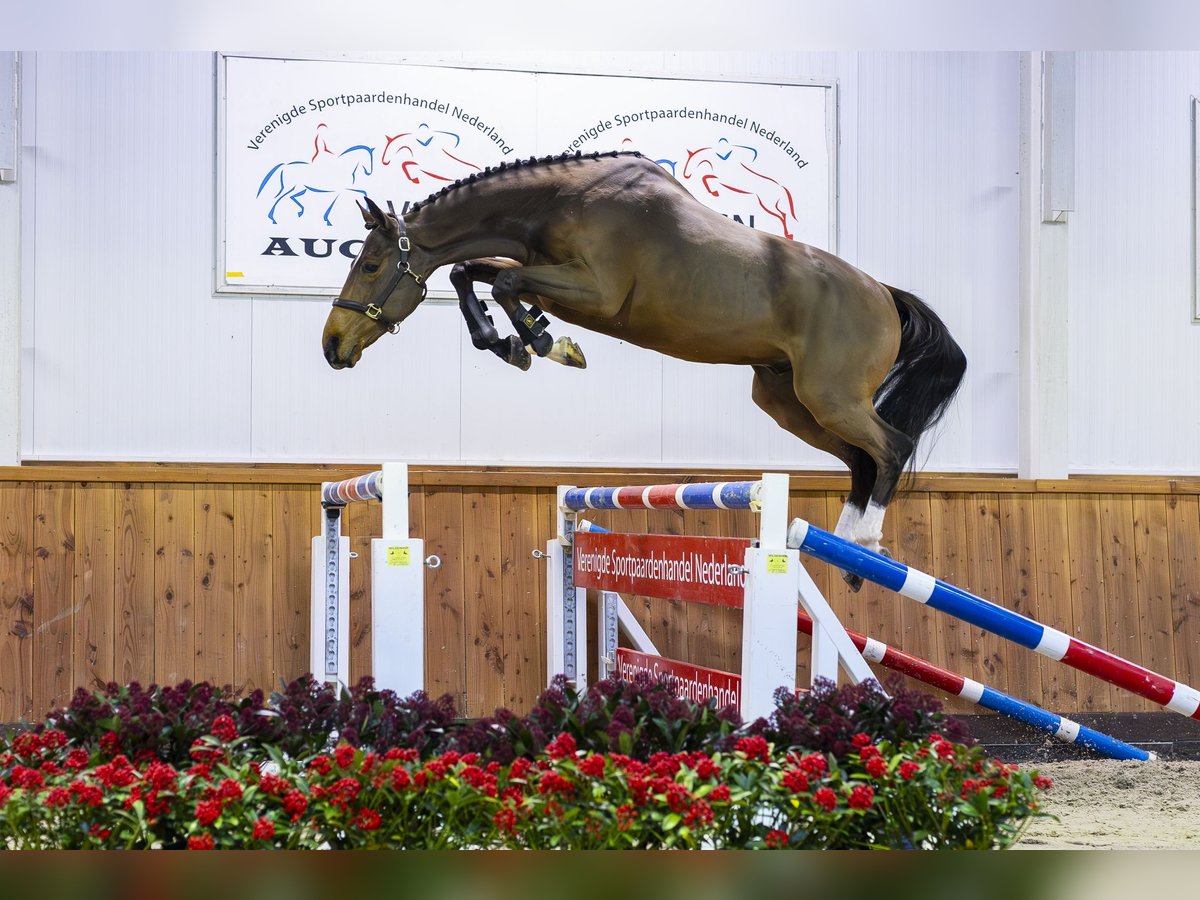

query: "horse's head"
left=322, top=197, right=428, bottom=369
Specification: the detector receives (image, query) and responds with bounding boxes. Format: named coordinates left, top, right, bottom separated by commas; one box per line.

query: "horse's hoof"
left=841, top=570, right=864, bottom=592
left=877, top=546, right=892, bottom=559
left=548, top=336, right=587, bottom=368
left=505, top=336, right=532, bottom=371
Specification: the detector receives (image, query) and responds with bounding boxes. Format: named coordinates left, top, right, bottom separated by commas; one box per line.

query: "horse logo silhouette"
left=256, top=123, right=376, bottom=225
left=381, top=123, right=481, bottom=184
left=680, top=138, right=799, bottom=239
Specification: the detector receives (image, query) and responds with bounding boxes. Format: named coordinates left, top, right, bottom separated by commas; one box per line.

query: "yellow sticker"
left=226, top=271, right=244, bottom=278
left=387, top=546, right=411, bottom=567
left=766, top=554, right=789, bottom=575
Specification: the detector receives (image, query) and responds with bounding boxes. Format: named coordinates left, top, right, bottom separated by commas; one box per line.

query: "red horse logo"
left=681, top=138, right=799, bottom=239
left=381, top=123, right=481, bottom=185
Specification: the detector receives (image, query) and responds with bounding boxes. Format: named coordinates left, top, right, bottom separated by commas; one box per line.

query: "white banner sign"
left=217, top=55, right=835, bottom=297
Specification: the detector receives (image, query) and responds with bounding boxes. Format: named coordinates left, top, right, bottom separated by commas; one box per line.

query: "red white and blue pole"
left=788, top=517, right=1200, bottom=721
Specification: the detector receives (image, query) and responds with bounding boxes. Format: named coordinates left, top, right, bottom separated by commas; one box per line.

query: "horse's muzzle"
left=323, top=335, right=357, bottom=369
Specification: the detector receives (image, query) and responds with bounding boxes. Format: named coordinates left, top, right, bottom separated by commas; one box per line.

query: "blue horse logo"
left=257, top=124, right=376, bottom=226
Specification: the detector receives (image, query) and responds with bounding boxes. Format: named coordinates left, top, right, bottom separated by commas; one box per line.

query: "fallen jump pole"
left=795, top=612, right=1154, bottom=761
left=787, top=518, right=1200, bottom=721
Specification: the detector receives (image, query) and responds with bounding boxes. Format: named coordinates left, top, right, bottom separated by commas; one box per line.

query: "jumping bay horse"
left=322, top=151, right=966, bottom=586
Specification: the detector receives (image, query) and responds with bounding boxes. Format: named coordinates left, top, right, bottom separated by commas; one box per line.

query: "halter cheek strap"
left=332, top=214, right=427, bottom=332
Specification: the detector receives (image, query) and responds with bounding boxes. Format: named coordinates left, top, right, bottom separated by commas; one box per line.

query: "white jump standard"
left=549, top=474, right=880, bottom=721
left=310, top=462, right=436, bottom=694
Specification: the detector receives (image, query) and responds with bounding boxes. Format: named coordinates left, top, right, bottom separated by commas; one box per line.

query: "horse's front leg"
left=448, top=259, right=530, bottom=371
left=450, top=259, right=586, bottom=369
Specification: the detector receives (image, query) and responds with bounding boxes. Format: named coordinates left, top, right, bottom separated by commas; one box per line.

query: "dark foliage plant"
left=12, top=671, right=968, bottom=769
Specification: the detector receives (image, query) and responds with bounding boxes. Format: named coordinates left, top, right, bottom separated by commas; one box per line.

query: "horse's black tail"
left=875, top=286, right=967, bottom=467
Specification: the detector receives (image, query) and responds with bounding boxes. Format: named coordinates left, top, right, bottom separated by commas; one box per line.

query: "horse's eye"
left=362, top=263, right=380, bottom=274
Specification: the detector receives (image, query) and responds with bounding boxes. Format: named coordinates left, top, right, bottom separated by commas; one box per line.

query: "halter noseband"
left=331, top=212, right=427, bottom=334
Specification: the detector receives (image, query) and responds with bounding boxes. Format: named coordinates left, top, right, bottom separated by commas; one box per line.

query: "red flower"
left=578, top=755, right=606, bottom=777
left=492, top=807, right=517, bottom=835
left=764, top=829, right=790, bottom=849
left=782, top=769, right=810, bottom=794
left=334, top=745, right=356, bottom=769
left=851, top=732, right=873, bottom=748
left=353, top=807, right=382, bottom=831
left=195, top=799, right=222, bottom=826
left=44, top=787, right=70, bottom=809
left=41, top=730, right=67, bottom=751
left=849, top=784, right=875, bottom=810
left=282, top=789, right=308, bottom=821
left=864, top=756, right=888, bottom=779
left=546, top=732, right=578, bottom=761
left=65, top=749, right=90, bottom=770
left=734, top=736, right=770, bottom=762
left=859, top=744, right=881, bottom=760
left=708, top=784, right=731, bottom=803
left=99, top=732, right=121, bottom=756
left=537, top=772, right=575, bottom=796
left=799, top=753, right=828, bottom=777
left=898, top=761, right=920, bottom=781
left=259, top=773, right=289, bottom=796
left=39, top=760, right=62, bottom=776
left=216, top=778, right=243, bottom=802
left=188, top=740, right=224, bottom=763
left=187, top=833, right=215, bottom=850
left=308, top=756, right=332, bottom=776
left=210, top=715, right=238, bottom=743
left=384, top=747, right=418, bottom=762
left=813, top=787, right=837, bottom=812
left=1034, top=775, right=1053, bottom=791
left=390, top=767, right=412, bottom=790
left=69, top=781, right=103, bottom=807
left=187, top=762, right=213, bottom=782
left=252, top=817, right=276, bottom=840
left=10, top=765, right=45, bottom=790
left=12, top=732, right=43, bottom=758
left=934, top=740, right=956, bottom=760
left=691, top=756, right=720, bottom=780
left=616, top=804, right=637, bottom=831
left=509, top=757, right=533, bottom=780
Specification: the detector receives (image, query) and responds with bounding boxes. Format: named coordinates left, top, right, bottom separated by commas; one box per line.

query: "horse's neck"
left=407, top=179, right=551, bottom=271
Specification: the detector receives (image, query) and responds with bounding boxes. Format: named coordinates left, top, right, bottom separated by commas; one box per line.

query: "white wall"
left=19, top=51, right=1021, bottom=470
left=1068, top=52, right=1200, bottom=475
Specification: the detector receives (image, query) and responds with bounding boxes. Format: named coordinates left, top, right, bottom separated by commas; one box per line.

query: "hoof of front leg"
left=841, top=570, right=864, bottom=592
left=504, top=336, right=532, bottom=371
left=547, top=336, right=587, bottom=368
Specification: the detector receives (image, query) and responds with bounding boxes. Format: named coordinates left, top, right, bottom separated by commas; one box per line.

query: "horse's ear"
left=362, top=196, right=390, bottom=230
left=358, top=198, right=375, bottom=227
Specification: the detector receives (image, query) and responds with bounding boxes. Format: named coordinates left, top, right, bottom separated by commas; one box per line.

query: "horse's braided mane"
left=407, top=149, right=643, bottom=215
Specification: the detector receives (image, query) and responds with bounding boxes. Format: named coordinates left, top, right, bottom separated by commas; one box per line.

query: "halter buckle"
left=398, top=236, right=411, bottom=253
left=364, top=303, right=385, bottom=321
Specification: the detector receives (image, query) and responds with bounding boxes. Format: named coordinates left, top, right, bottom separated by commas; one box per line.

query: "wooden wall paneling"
left=0, top=484, right=34, bottom=721
left=965, top=493, right=1010, bottom=694
left=1166, top=495, right=1200, bottom=688
left=271, top=486, right=315, bottom=689
left=1064, top=493, right=1114, bottom=711
left=195, top=485, right=236, bottom=690
left=893, top=494, right=942, bottom=674
left=1030, top=492, right=1078, bottom=710
left=499, top=487, right=543, bottom=712
left=33, top=483, right=75, bottom=716
left=1131, top=495, right=1177, bottom=702
left=1097, top=494, right=1148, bottom=712
left=997, top=494, right=1040, bottom=709
left=423, top=486, right=466, bottom=711
left=233, top=485, right=273, bottom=695
left=115, top=485, right=155, bottom=688
left=74, top=483, right=116, bottom=693
left=346, top=498, right=383, bottom=686
left=463, top=488, right=505, bottom=717
left=153, top=484, right=195, bottom=687
left=928, top=492, right=974, bottom=713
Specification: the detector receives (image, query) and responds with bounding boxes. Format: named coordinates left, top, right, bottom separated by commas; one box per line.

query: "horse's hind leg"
left=752, top=366, right=879, bottom=589
left=791, top=372, right=914, bottom=555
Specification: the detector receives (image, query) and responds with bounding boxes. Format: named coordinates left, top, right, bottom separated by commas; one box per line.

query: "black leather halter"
left=331, top=214, right=427, bottom=333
